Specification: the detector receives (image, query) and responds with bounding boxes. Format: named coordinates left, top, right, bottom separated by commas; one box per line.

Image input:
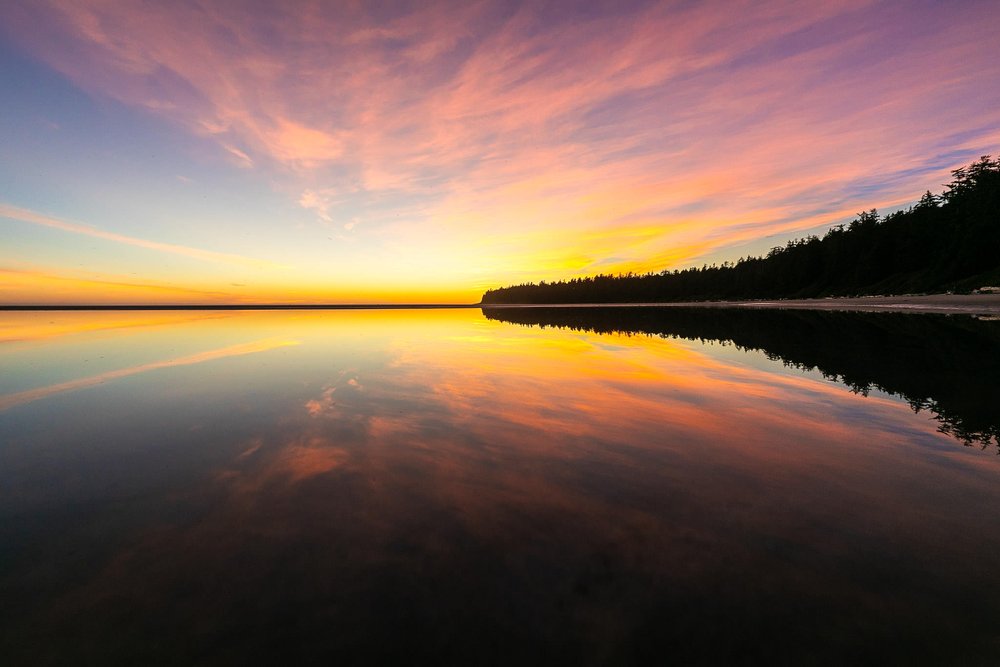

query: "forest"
left=481, top=156, right=1000, bottom=304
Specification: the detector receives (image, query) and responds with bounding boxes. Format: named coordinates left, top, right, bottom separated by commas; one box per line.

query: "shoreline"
left=480, top=294, right=1000, bottom=316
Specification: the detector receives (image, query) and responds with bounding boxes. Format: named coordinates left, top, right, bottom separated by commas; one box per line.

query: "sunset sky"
left=2, top=0, right=999, bottom=305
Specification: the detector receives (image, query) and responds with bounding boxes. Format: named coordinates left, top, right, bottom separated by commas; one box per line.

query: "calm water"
left=1, top=307, right=999, bottom=664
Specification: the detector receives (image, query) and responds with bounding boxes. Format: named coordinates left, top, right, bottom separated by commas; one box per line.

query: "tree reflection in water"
left=483, top=306, right=1000, bottom=451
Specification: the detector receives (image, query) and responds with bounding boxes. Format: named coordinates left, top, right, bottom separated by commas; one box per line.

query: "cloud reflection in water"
left=1, top=308, right=999, bottom=663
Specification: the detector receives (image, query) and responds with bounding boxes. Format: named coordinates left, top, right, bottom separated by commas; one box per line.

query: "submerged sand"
left=710, top=294, right=1000, bottom=315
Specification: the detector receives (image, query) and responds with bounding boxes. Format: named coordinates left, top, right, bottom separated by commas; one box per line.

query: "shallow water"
left=1, top=307, right=999, bottom=664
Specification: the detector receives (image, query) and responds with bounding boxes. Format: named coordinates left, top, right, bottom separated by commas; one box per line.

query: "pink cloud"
left=4, top=0, right=1000, bottom=286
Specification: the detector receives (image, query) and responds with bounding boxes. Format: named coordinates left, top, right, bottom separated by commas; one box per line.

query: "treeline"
left=482, top=306, right=1000, bottom=451
left=482, top=156, right=1000, bottom=304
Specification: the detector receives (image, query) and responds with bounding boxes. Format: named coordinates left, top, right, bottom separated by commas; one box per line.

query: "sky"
left=1, top=0, right=999, bottom=305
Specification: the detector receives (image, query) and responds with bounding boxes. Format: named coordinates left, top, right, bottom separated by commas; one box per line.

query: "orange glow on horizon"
left=0, top=267, right=484, bottom=305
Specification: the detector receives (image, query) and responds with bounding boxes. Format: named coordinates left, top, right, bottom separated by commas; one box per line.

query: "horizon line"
left=0, top=303, right=484, bottom=311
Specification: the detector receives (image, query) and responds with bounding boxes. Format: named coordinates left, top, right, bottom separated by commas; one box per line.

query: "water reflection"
left=1, top=309, right=999, bottom=663
left=0, top=337, right=297, bottom=411
left=484, top=306, right=1000, bottom=451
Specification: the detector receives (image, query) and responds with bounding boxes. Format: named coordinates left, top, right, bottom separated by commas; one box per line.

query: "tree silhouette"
left=482, top=155, right=1000, bottom=304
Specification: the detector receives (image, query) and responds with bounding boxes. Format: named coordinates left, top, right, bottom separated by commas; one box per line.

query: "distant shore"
left=480, top=293, right=1000, bottom=316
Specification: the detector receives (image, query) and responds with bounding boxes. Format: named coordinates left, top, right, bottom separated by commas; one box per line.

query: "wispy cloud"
left=0, top=204, right=280, bottom=269
left=222, top=145, right=254, bottom=168
left=0, top=266, right=241, bottom=305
